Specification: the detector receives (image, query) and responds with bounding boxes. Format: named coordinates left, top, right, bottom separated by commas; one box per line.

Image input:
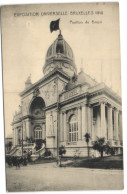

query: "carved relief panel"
left=22, top=94, right=33, bottom=116
left=40, top=79, right=58, bottom=107
left=46, top=110, right=57, bottom=136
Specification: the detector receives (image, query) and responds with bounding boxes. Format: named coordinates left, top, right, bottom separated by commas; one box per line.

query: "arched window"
left=56, top=41, right=64, bottom=54
left=69, top=115, right=78, bottom=142
left=34, top=126, right=42, bottom=140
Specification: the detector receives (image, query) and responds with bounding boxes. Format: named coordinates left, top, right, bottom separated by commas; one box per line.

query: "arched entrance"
left=29, top=97, right=46, bottom=141
left=30, top=97, right=45, bottom=117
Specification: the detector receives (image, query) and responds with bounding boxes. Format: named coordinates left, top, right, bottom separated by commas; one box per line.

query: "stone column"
left=25, top=119, right=31, bottom=138
left=91, top=107, right=93, bottom=139
left=13, top=128, right=14, bottom=146
left=62, top=112, right=64, bottom=142
left=15, top=128, right=18, bottom=145
left=119, top=112, right=123, bottom=141
left=13, top=128, right=16, bottom=146
left=60, top=112, right=63, bottom=143
left=43, top=124, right=46, bottom=139
left=87, top=105, right=93, bottom=138
left=108, top=105, right=113, bottom=140
left=114, top=108, right=119, bottom=141
left=21, top=125, right=23, bottom=145
left=78, top=106, right=82, bottom=141
left=100, top=102, right=106, bottom=138
left=23, top=121, right=26, bottom=140
left=82, top=104, right=87, bottom=140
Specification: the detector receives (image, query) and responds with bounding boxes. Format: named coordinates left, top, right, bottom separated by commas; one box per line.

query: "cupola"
left=43, top=31, right=77, bottom=77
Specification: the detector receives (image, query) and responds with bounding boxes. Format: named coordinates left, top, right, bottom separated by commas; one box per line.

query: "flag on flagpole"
left=50, top=19, right=60, bottom=33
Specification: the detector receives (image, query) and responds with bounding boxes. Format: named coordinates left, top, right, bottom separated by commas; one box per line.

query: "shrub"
left=59, top=145, right=66, bottom=157
left=92, top=137, right=106, bottom=158
left=27, top=152, right=32, bottom=162
left=73, top=148, right=81, bottom=159
left=44, top=148, right=51, bottom=157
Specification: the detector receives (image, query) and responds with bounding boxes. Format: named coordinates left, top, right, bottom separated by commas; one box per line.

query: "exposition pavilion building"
left=11, top=32, right=123, bottom=157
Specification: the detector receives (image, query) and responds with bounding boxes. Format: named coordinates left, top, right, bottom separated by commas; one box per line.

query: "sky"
left=1, top=2, right=121, bottom=136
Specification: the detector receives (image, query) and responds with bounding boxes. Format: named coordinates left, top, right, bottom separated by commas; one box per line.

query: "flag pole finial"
left=59, top=29, right=61, bottom=35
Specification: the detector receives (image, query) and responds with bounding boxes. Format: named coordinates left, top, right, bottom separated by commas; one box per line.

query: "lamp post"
left=57, top=102, right=60, bottom=165
left=21, top=122, right=23, bottom=157
left=20, top=102, right=23, bottom=157
left=56, top=78, right=60, bottom=166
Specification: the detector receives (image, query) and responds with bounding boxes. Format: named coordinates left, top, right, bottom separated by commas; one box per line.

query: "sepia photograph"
left=1, top=2, right=124, bottom=192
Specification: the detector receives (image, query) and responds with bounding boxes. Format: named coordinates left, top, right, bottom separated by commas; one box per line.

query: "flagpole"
left=49, top=19, right=61, bottom=165
left=59, top=29, right=61, bottom=35
left=57, top=25, right=60, bottom=166
left=101, top=61, right=103, bottom=83
left=21, top=102, right=23, bottom=157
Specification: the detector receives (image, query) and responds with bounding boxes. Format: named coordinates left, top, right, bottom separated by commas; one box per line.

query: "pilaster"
left=78, top=106, right=82, bottom=141
left=114, top=108, right=119, bottom=141
left=13, top=128, right=16, bottom=146
left=81, top=104, right=87, bottom=140
left=108, top=105, right=113, bottom=140
left=87, top=104, right=92, bottom=135
left=119, top=112, right=123, bottom=141
left=63, top=111, right=67, bottom=143
left=100, top=102, right=106, bottom=138
left=60, top=112, right=63, bottom=143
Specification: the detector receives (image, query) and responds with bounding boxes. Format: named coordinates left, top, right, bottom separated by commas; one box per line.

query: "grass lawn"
left=61, top=155, right=123, bottom=170
left=29, top=154, right=123, bottom=170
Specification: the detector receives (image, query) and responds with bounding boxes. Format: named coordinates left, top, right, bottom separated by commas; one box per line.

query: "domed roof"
left=43, top=32, right=77, bottom=76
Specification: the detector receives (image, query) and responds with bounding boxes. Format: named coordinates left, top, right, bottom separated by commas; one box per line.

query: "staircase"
left=31, top=144, right=46, bottom=161
left=6, top=143, right=46, bottom=161
left=6, top=143, right=35, bottom=157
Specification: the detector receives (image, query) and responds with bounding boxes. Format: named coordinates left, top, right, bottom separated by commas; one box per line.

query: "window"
left=34, top=127, right=42, bottom=140
left=56, top=41, right=64, bottom=54
left=69, top=115, right=78, bottom=142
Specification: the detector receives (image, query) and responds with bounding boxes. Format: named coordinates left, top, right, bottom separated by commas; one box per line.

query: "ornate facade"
left=12, top=32, right=123, bottom=157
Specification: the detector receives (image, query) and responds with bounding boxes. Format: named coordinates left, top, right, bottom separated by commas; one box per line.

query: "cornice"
left=12, top=115, right=46, bottom=125
left=88, top=86, right=121, bottom=106
left=60, top=92, right=88, bottom=107
left=44, top=102, right=58, bottom=111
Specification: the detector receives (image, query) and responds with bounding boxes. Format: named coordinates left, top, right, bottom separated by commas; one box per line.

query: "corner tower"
left=43, top=31, right=77, bottom=77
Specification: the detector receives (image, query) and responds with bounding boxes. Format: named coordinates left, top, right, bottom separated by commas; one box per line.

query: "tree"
left=104, top=143, right=116, bottom=156
left=6, top=141, right=13, bottom=153
left=84, top=133, right=91, bottom=157
left=8, top=141, right=12, bottom=150
left=59, top=145, right=66, bottom=167
left=92, top=137, right=106, bottom=158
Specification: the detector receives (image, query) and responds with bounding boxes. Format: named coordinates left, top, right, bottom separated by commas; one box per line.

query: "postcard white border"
left=0, top=0, right=127, bottom=193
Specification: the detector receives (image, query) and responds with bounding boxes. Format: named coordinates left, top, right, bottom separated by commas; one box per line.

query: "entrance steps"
left=6, top=143, right=35, bottom=156
left=31, top=144, right=46, bottom=161
left=6, top=143, right=46, bottom=161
